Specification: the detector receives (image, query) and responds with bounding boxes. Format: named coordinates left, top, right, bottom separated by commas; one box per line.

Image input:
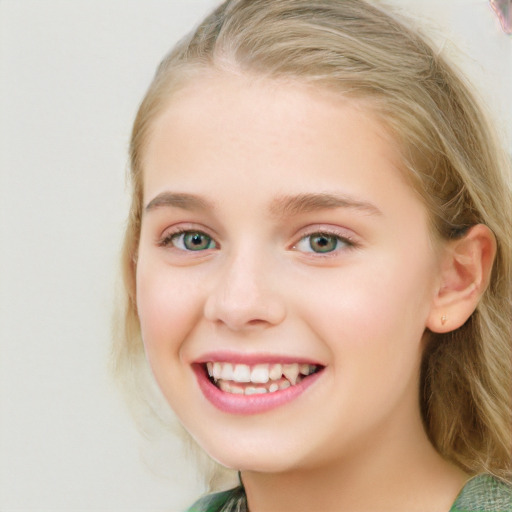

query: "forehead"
left=142, top=72, right=422, bottom=219
left=146, top=74, right=401, bottom=166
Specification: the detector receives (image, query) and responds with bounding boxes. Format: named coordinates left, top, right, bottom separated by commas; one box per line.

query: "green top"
left=450, top=475, right=512, bottom=512
left=186, top=474, right=512, bottom=512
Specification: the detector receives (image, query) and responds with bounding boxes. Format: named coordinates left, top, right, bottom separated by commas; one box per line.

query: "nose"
left=203, top=249, right=286, bottom=331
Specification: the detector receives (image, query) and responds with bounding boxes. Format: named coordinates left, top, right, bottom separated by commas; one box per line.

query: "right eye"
left=162, top=230, right=217, bottom=251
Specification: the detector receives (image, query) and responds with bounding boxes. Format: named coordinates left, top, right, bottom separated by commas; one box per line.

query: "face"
left=136, top=73, right=443, bottom=473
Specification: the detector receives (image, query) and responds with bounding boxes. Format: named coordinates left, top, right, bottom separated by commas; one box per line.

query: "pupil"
left=311, top=234, right=336, bottom=253
left=185, top=232, right=209, bottom=250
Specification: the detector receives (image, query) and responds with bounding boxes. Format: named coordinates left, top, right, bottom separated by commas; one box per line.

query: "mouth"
left=193, top=358, right=324, bottom=414
left=205, top=361, right=322, bottom=396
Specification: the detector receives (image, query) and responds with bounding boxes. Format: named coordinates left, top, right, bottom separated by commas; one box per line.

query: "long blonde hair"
left=113, top=0, right=512, bottom=483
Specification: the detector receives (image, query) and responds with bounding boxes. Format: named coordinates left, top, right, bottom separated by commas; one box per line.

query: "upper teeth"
left=206, top=362, right=317, bottom=386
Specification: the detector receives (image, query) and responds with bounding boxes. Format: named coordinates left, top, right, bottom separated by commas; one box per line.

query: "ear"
left=427, top=224, right=496, bottom=333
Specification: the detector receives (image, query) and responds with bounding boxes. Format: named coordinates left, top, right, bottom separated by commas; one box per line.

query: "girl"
left=113, top=1, right=512, bottom=510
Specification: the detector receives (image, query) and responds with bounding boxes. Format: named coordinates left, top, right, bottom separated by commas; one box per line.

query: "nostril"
left=204, top=294, right=286, bottom=330
left=247, top=319, right=267, bottom=326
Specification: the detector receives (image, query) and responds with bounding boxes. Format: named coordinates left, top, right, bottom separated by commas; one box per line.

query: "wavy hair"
left=113, top=0, right=512, bottom=484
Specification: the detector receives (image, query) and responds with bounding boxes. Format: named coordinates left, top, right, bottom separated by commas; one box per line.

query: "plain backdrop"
left=0, top=1, right=510, bottom=511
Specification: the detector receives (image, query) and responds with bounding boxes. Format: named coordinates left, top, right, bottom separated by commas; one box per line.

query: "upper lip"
left=193, top=350, right=324, bottom=366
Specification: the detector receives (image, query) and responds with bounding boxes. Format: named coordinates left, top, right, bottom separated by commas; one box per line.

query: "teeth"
left=269, top=364, right=282, bottom=381
left=218, top=380, right=244, bottom=394
left=250, top=364, right=269, bottom=384
left=213, top=362, right=222, bottom=379
left=301, top=363, right=317, bottom=376
left=245, top=386, right=267, bottom=395
left=232, top=364, right=251, bottom=383
left=206, top=361, right=320, bottom=389
left=220, top=363, right=234, bottom=380
left=282, top=364, right=300, bottom=385
left=269, top=383, right=279, bottom=393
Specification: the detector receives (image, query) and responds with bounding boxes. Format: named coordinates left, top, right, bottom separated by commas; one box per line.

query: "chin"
left=199, top=437, right=307, bottom=474
left=217, top=456, right=297, bottom=474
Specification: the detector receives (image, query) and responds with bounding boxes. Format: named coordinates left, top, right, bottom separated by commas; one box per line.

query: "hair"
left=112, top=0, right=512, bottom=485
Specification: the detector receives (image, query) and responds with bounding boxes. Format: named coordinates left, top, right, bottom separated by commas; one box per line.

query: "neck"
left=241, top=411, right=467, bottom=512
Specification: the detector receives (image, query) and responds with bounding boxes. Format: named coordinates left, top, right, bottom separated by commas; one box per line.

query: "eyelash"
left=158, top=228, right=217, bottom=251
left=293, top=230, right=357, bottom=256
left=158, top=227, right=357, bottom=257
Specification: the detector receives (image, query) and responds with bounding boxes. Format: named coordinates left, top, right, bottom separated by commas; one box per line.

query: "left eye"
left=295, top=233, right=348, bottom=253
left=169, top=231, right=216, bottom=251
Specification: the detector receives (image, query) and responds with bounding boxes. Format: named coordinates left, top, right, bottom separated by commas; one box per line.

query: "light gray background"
left=0, top=1, right=510, bottom=511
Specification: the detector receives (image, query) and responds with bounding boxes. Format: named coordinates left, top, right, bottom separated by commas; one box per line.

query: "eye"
left=164, top=230, right=217, bottom=251
left=295, top=232, right=351, bottom=254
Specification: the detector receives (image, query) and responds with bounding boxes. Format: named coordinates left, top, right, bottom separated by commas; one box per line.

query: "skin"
left=136, top=73, right=469, bottom=511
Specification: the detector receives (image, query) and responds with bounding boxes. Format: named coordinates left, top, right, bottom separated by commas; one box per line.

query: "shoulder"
left=450, top=474, right=512, bottom=512
left=185, top=487, right=246, bottom=512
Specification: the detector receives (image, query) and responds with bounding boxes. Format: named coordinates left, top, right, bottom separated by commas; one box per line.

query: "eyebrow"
left=269, top=193, right=382, bottom=217
left=145, top=192, right=213, bottom=212
left=144, top=191, right=382, bottom=217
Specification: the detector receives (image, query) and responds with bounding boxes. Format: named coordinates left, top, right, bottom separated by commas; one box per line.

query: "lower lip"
left=193, top=364, right=323, bottom=415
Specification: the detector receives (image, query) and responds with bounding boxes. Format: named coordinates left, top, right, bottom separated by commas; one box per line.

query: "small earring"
left=441, top=315, right=447, bottom=325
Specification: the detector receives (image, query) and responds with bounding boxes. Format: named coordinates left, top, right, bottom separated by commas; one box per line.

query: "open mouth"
left=204, top=362, right=323, bottom=396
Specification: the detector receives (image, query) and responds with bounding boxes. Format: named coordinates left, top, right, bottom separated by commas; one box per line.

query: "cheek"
left=293, top=257, right=434, bottom=433
left=135, top=260, right=205, bottom=360
left=296, top=252, right=435, bottom=356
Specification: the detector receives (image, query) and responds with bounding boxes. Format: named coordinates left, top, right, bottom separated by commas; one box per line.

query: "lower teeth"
left=215, top=376, right=297, bottom=395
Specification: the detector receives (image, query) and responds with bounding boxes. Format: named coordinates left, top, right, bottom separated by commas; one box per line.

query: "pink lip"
left=195, top=350, right=323, bottom=366
left=192, top=362, right=324, bottom=415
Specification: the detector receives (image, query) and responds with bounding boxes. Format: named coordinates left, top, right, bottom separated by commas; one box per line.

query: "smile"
left=206, top=362, right=320, bottom=395
left=193, top=358, right=324, bottom=415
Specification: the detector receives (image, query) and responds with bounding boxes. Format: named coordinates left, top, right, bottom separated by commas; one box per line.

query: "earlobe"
left=427, top=224, right=496, bottom=333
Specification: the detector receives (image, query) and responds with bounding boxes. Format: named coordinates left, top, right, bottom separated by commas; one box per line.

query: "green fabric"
left=185, top=486, right=246, bottom=512
left=186, top=474, right=512, bottom=512
left=450, top=474, right=512, bottom=512
left=185, top=488, right=235, bottom=512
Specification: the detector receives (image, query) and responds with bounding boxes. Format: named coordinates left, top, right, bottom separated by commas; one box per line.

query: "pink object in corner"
left=490, top=0, right=512, bottom=34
